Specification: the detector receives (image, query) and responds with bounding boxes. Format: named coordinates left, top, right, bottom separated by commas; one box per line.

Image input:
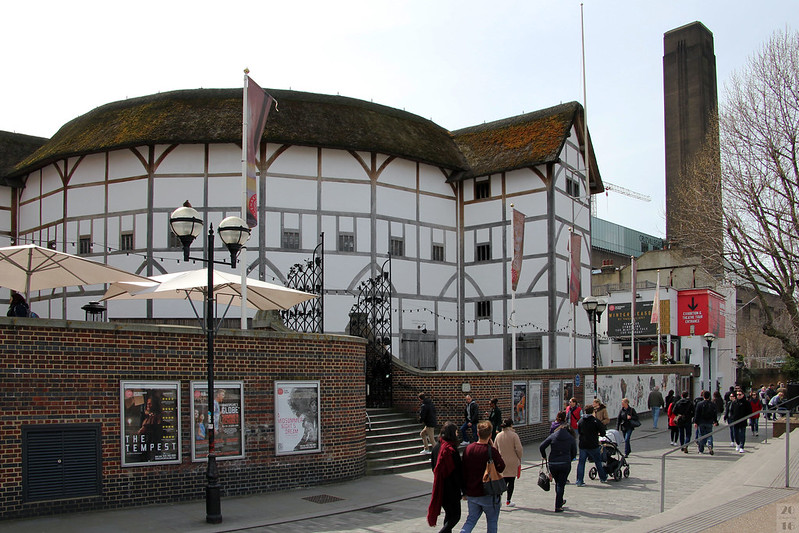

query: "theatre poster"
left=120, top=381, right=181, bottom=466
left=191, top=381, right=245, bottom=461
left=275, top=381, right=321, bottom=455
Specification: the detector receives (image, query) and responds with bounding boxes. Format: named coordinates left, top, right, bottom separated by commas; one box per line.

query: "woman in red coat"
left=749, top=391, right=762, bottom=437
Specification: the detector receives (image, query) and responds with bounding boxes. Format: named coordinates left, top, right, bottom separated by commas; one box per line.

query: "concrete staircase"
left=366, top=407, right=432, bottom=475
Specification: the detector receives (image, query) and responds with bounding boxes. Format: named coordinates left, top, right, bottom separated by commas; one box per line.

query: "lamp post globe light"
left=169, top=202, right=251, bottom=524
left=582, top=296, right=607, bottom=397
left=704, top=332, right=717, bottom=392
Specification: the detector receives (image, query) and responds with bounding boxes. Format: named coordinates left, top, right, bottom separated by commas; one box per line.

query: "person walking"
left=693, top=390, right=718, bottom=454
left=724, top=391, right=737, bottom=446
left=461, top=395, right=479, bottom=444
left=667, top=399, right=679, bottom=446
left=592, top=398, right=610, bottom=429
left=487, top=398, right=502, bottom=441
left=539, top=412, right=577, bottom=513
left=731, top=389, right=753, bottom=453
left=566, top=398, right=581, bottom=431
left=459, top=421, right=505, bottom=533
left=428, top=422, right=463, bottom=533
left=616, top=398, right=639, bottom=457
left=418, top=392, right=437, bottom=454
left=494, top=418, right=522, bottom=508
left=672, top=391, right=694, bottom=453
left=648, top=386, right=665, bottom=429
left=664, top=389, right=675, bottom=412
left=575, top=405, right=608, bottom=486
left=749, top=391, right=761, bottom=437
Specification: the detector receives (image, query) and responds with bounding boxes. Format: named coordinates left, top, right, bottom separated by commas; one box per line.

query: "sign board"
left=191, top=381, right=245, bottom=461
left=120, top=381, right=181, bottom=466
left=677, top=289, right=725, bottom=337
left=275, top=381, right=321, bottom=455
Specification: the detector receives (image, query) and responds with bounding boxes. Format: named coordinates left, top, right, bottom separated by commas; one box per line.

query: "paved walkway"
left=4, top=426, right=799, bottom=533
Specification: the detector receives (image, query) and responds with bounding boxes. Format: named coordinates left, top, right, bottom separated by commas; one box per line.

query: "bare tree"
left=672, top=29, right=799, bottom=363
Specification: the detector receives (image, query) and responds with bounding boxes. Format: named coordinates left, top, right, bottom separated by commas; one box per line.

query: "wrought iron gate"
left=348, top=257, right=392, bottom=408
left=281, top=236, right=324, bottom=333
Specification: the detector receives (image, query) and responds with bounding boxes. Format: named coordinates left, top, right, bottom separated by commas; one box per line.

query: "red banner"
left=511, top=209, right=525, bottom=291
left=245, top=76, right=273, bottom=228
left=569, top=233, right=581, bottom=304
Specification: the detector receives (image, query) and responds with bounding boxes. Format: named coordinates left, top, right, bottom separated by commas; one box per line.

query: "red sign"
left=677, top=289, right=725, bottom=337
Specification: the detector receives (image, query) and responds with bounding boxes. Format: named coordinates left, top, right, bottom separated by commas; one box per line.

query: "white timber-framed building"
left=0, top=89, right=603, bottom=371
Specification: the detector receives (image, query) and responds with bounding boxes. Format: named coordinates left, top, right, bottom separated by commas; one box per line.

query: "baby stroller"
left=589, top=429, right=630, bottom=482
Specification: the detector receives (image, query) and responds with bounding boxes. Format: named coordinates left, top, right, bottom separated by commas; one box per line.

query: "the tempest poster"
left=275, top=381, right=321, bottom=455
left=121, top=381, right=181, bottom=466
left=191, top=381, right=245, bottom=461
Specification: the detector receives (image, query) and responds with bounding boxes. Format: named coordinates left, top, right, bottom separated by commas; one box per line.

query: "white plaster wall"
left=320, top=149, right=367, bottom=180
left=463, top=197, right=503, bottom=227
left=377, top=187, right=416, bottom=220
left=157, top=144, right=205, bottom=174
left=321, top=181, right=370, bottom=212
left=268, top=176, right=318, bottom=211
left=69, top=185, right=105, bottom=217
left=208, top=144, right=240, bottom=174
left=420, top=164, right=451, bottom=196
left=40, top=190, right=64, bottom=227
left=69, top=154, right=105, bottom=186
left=108, top=178, right=147, bottom=213
left=379, top=157, right=416, bottom=188
left=112, top=148, right=149, bottom=179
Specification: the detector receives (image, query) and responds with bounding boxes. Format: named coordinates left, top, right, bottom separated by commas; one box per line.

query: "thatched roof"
left=452, top=101, right=603, bottom=191
left=0, top=131, right=48, bottom=186
left=3, top=90, right=601, bottom=192
left=6, top=89, right=469, bottom=180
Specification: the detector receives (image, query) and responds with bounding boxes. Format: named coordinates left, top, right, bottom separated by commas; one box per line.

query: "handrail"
left=659, top=407, right=792, bottom=512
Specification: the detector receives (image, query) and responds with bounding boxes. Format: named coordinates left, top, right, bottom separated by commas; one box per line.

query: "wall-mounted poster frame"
left=548, top=380, right=562, bottom=423
left=528, top=380, right=542, bottom=424
left=191, top=381, right=245, bottom=462
left=120, top=381, right=181, bottom=467
left=275, top=380, right=321, bottom=455
left=511, top=381, right=528, bottom=426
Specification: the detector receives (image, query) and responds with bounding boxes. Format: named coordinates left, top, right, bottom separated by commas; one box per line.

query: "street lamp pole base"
left=205, top=455, right=222, bottom=524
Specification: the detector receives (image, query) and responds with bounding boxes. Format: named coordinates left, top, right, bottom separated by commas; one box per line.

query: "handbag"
left=630, top=418, right=641, bottom=428
left=537, top=460, right=551, bottom=491
left=482, top=445, right=507, bottom=496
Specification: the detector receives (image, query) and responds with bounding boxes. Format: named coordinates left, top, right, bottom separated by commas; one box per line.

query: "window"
left=475, top=178, right=490, bottom=200
left=566, top=177, right=580, bottom=198
left=120, top=231, right=134, bottom=251
left=476, top=243, right=491, bottom=262
left=79, top=236, right=92, bottom=255
left=338, top=233, right=355, bottom=252
left=432, top=244, right=444, bottom=262
left=282, top=230, right=300, bottom=250
left=476, top=300, right=491, bottom=320
left=390, top=238, right=404, bottom=257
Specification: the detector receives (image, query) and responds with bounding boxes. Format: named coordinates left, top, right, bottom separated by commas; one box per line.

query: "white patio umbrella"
left=102, top=268, right=316, bottom=311
left=0, top=244, right=150, bottom=299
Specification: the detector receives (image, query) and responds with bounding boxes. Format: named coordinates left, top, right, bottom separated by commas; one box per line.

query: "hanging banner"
left=120, top=381, right=181, bottom=466
left=511, top=209, right=525, bottom=291
left=191, top=381, right=245, bottom=461
left=244, top=76, right=273, bottom=228
left=275, top=381, right=321, bottom=455
left=569, top=233, right=582, bottom=304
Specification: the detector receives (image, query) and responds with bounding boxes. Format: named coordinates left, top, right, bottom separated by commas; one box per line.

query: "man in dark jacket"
left=460, top=395, right=479, bottom=444
left=672, top=391, right=693, bottom=453
left=418, top=392, right=437, bottom=454
left=693, top=390, right=718, bottom=455
left=575, top=405, right=608, bottom=485
left=460, top=421, right=505, bottom=532
left=731, top=390, right=753, bottom=453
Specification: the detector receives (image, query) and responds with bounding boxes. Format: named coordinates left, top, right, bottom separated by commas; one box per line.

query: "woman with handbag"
left=616, top=398, right=639, bottom=457
left=494, top=418, right=522, bottom=508
left=428, top=422, right=463, bottom=532
left=539, top=411, right=577, bottom=513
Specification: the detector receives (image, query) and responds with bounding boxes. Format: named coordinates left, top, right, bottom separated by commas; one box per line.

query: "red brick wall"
left=391, top=358, right=695, bottom=443
left=0, top=319, right=366, bottom=520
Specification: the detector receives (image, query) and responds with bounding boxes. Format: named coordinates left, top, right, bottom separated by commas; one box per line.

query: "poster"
left=528, top=381, right=542, bottom=424
left=512, top=382, right=528, bottom=426
left=120, top=381, right=181, bottom=466
left=275, top=381, right=321, bottom=455
left=191, top=381, right=245, bottom=461
left=549, top=380, right=562, bottom=423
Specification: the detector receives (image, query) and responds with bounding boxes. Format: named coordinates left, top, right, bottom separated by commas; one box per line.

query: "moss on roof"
left=0, top=131, right=48, bottom=186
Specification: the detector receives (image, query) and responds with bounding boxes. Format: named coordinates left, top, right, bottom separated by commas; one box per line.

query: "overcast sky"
left=2, top=1, right=797, bottom=237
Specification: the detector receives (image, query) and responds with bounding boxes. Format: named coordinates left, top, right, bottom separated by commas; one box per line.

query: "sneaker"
left=698, top=449, right=704, bottom=454
left=554, top=508, right=564, bottom=513
left=681, top=447, right=688, bottom=454
left=600, top=478, right=609, bottom=484
left=709, top=446, right=714, bottom=455
left=735, top=445, right=740, bottom=452
left=731, top=441, right=736, bottom=447
left=506, top=501, right=515, bottom=507
left=739, top=447, right=745, bottom=453
left=419, top=449, right=429, bottom=454
left=576, top=482, right=586, bottom=487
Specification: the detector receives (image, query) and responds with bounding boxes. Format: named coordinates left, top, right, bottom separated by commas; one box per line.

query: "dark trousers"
left=503, top=477, right=516, bottom=502
left=549, top=462, right=571, bottom=511
left=460, top=421, right=476, bottom=443
left=678, top=425, right=691, bottom=446
left=438, top=493, right=461, bottom=533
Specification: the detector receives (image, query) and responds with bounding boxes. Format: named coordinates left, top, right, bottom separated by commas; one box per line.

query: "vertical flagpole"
left=510, top=203, right=517, bottom=371
left=240, top=69, right=249, bottom=330
left=656, top=270, right=661, bottom=361
left=580, top=4, right=588, bottom=371
left=631, top=255, right=635, bottom=365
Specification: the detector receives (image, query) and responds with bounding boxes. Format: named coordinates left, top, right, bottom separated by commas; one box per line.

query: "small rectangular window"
left=476, top=243, right=491, bottom=262
left=432, top=244, right=444, bottom=262
left=338, top=233, right=355, bottom=252
left=282, top=230, right=300, bottom=250
left=566, top=177, right=580, bottom=198
left=475, top=179, right=490, bottom=200
left=79, top=236, right=92, bottom=255
left=120, top=231, right=134, bottom=251
left=476, top=300, right=491, bottom=320
left=390, top=238, right=404, bottom=257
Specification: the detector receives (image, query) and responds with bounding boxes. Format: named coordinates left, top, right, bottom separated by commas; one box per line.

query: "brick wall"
left=0, top=319, right=366, bottom=520
left=391, top=358, right=695, bottom=443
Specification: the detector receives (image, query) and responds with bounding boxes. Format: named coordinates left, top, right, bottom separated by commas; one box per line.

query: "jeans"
left=697, top=424, right=714, bottom=452
left=652, top=407, right=661, bottom=428
left=678, top=425, right=691, bottom=446
left=622, top=429, right=633, bottom=456
left=459, top=494, right=500, bottom=533
left=460, top=422, right=476, bottom=444
left=549, top=462, right=571, bottom=511
left=576, top=447, right=607, bottom=483
left=734, top=424, right=747, bottom=448
left=750, top=417, right=759, bottom=434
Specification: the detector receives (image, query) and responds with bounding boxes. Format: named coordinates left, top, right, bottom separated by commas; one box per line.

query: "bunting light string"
left=393, top=306, right=582, bottom=336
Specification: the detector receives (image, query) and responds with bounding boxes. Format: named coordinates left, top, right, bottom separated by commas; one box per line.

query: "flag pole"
left=631, top=255, right=635, bottom=365
left=510, top=203, right=517, bottom=371
left=240, top=69, right=249, bottom=330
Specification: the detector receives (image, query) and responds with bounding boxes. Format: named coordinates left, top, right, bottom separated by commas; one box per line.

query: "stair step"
left=367, top=460, right=432, bottom=476
left=365, top=406, right=431, bottom=475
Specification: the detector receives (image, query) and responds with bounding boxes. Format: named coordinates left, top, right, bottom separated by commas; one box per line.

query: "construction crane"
left=591, top=180, right=651, bottom=216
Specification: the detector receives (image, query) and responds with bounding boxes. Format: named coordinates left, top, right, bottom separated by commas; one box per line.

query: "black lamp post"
left=704, top=332, right=717, bottom=392
left=582, top=296, right=607, bottom=397
left=169, top=203, right=250, bottom=524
